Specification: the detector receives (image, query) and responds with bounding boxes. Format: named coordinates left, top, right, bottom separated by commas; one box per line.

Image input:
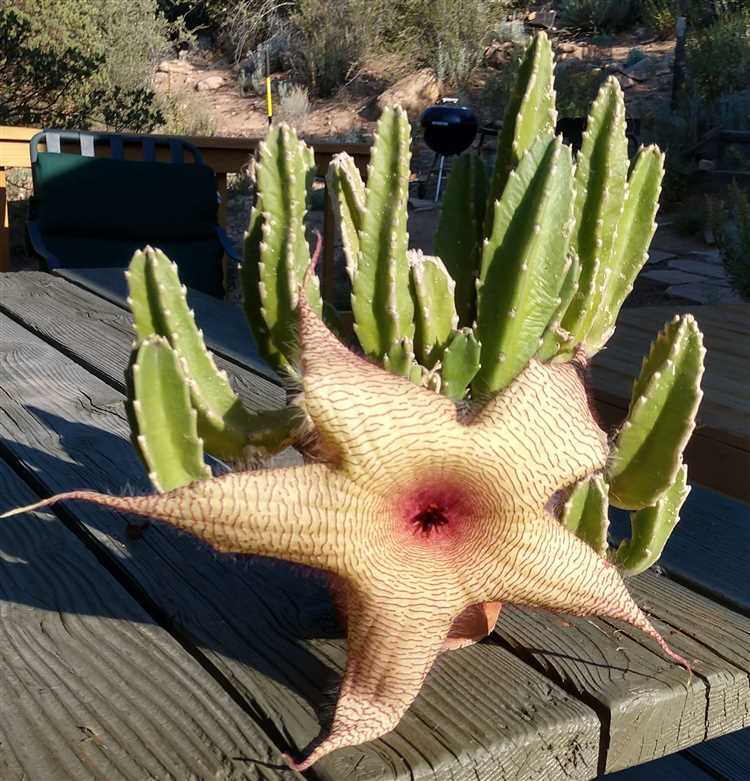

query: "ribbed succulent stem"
left=614, top=464, right=690, bottom=576
left=440, top=328, right=481, bottom=400
left=486, top=31, right=556, bottom=233
left=434, top=154, right=486, bottom=326
left=127, top=335, right=211, bottom=492
left=474, top=134, right=574, bottom=394
left=352, top=106, right=414, bottom=359
left=326, top=152, right=366, bottom=284
left=408, top=250, right=458, bottom=369
left=584, top=146, right=665, bottom=355
left=561, top=475, right=609, bottom=556
left=560, top=77, right=629, bottom=349
left=536, top=251, right=580, bottom=361
left=241, top=124, right=322, bottom=374
left=607, top=315, right=705, bottom=510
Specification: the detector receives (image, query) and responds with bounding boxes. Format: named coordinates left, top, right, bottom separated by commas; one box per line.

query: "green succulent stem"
left=486, top=31, right=556, bottom=232
left=607, top=314, right=705, bottom=510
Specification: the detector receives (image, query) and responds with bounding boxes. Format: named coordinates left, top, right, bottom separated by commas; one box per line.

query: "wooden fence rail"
left=0, top=125, right=370, bottom=302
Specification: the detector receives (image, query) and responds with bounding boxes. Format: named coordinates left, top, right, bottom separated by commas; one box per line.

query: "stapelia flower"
left=2, top=291, right=690, bottom=770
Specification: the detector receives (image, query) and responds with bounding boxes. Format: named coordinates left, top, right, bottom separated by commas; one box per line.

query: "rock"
left=646, top=249, right=678, bottom=265
left=484, top=41, right=514, bottom=69
left=625, top=56, right=656, bottom=80
left=641, top=269, right=707, bottom=284
left=668, top=259, right=728, bottom=279
left=196, top=76, right=225, bottom=92
left=612, top=71, right=637, bottom=90
left=667, top=282, right=743, bottom=304
left=158, top=59, right=192, bottom=74
left=698, top=158, right=716, bottom=171
left=376, top=69, right=441, bottom=120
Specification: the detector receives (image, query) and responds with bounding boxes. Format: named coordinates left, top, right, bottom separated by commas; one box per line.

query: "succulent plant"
left=2, top=32, right=705, bottom=770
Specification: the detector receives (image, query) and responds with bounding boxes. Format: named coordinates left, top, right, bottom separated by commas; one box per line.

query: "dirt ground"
left=6, top=22, right=719, bottom=310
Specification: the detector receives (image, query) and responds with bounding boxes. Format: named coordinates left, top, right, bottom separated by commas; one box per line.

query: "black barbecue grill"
left=420, top=99, right=478, bottom=201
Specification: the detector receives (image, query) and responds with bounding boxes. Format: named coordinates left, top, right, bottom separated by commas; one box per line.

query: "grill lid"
left=421, top=99, right=478, bottom=156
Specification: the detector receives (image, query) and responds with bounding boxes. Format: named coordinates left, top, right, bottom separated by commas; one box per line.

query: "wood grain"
left=53, top=267, right=280, bottom=385
left=604, top=752, right=715, bottom=780
left=0, top=456, right=292, bottom=780
left=0, top=271, right=284, bottom=412
left=0, top=306, right=602, bottom=779
left=592, top=304, right=750, bottom=454
left=610, top=485, right=750, bottom=615
left=686, top=728, right=750, bottom=780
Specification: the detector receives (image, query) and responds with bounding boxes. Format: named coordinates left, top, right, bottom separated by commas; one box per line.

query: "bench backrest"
left=31, top=130, right=218, bottom=241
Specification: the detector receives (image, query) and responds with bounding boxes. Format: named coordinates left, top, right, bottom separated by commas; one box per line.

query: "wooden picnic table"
left=0, top=269, right=748, bottom=780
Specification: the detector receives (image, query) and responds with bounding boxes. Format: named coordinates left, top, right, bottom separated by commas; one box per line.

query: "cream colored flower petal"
left=477, top=512, right=691, bottom=670
left=467, top=360, right=608, bottom=504
left=287, top=586, right=456, bottom=771
left=297, top=296, right=458, bottom=481
left=0, top=465, right=373, bottom=576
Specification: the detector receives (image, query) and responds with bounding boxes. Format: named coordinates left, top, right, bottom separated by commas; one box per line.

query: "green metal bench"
left=27, top=129, right=239, bottom=297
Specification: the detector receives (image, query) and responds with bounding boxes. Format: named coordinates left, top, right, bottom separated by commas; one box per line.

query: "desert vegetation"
left=2, top=0, right=750, bottom=299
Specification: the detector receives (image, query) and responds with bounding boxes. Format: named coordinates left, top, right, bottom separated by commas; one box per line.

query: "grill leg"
left=434, top=155, right=446, bottom=202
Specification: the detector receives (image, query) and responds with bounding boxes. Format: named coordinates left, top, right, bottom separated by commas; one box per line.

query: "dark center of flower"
left=411, top=502, right=450, bottom=536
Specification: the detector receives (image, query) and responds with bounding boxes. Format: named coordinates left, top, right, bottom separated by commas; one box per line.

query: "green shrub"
left=555, top=61, right=607, bottom=118
left=686, top=9, right=750, bottom=103
left=642, top=0, right=677, bottom=39
left=156, top=85, right=217, bottom=136
left=1, top=0, right=188, bottom=131
left=289, top=0, right=369, bottom=97
left=557, top=0, right=639, bottom=32
left=376, top=0, right=510, bottom=88
left=0, top=6, right=100, bottom=127
left=712, top=181, right=750, bottom=299
left=275, top=82, right=310, bottom=128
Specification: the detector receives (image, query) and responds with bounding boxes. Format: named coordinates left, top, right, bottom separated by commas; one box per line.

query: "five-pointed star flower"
left=2, top=292, right=690, bottom=770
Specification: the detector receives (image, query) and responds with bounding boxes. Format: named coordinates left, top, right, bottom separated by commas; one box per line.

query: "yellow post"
left=266, top=77, right=273, bottom=125
left=0, top=167, right=9, bottom=272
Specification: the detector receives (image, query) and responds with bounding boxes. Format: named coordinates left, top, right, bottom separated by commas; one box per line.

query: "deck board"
left=0, top=456, right=291, bottom=780
left=0, top=300, right=602, bottom=779
left=0, top=272, right=747, bottom=779
left=54, top=266, right=279, bottom=383
left=0, top=270, right=284, bottom=411
left=591, top=304, right=750, bottom=501
left=610, top=485, right=750, bottom=615
left=686, top=728, right=750, bottom=780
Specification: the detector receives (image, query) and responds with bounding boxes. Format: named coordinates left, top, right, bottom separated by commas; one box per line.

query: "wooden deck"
left=0, top=270, right=747, bottom=780
left=592, top=303, right=750, bottom=502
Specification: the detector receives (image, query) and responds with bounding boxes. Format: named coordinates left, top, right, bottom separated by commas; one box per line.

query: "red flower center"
left=411, top=502, right=450, bottom=536
left=395, top=478, right=475, bottom=544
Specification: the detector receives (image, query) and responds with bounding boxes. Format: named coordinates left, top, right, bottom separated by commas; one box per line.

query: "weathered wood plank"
left=0, top=456, right=291, bottom=780
left=0, top=271, right=284, bottom=413
left=603, top=752, right=715, bottom=780
left=610, top=485, right=750, bottom=615
left=493, top=477, right=750, bottom=773
left=0, top=308, right=602, bottom=779
left=493, top=484, right=750, bottom=774
left=53, top=267, right=279, bottom=384
left=592, top=304, right=750, bottom=454
left=492, top=599, right=740, bottom=774
left=686, top=728, right=750, bottom=780
left=628, top=572, right=750, bottom=732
